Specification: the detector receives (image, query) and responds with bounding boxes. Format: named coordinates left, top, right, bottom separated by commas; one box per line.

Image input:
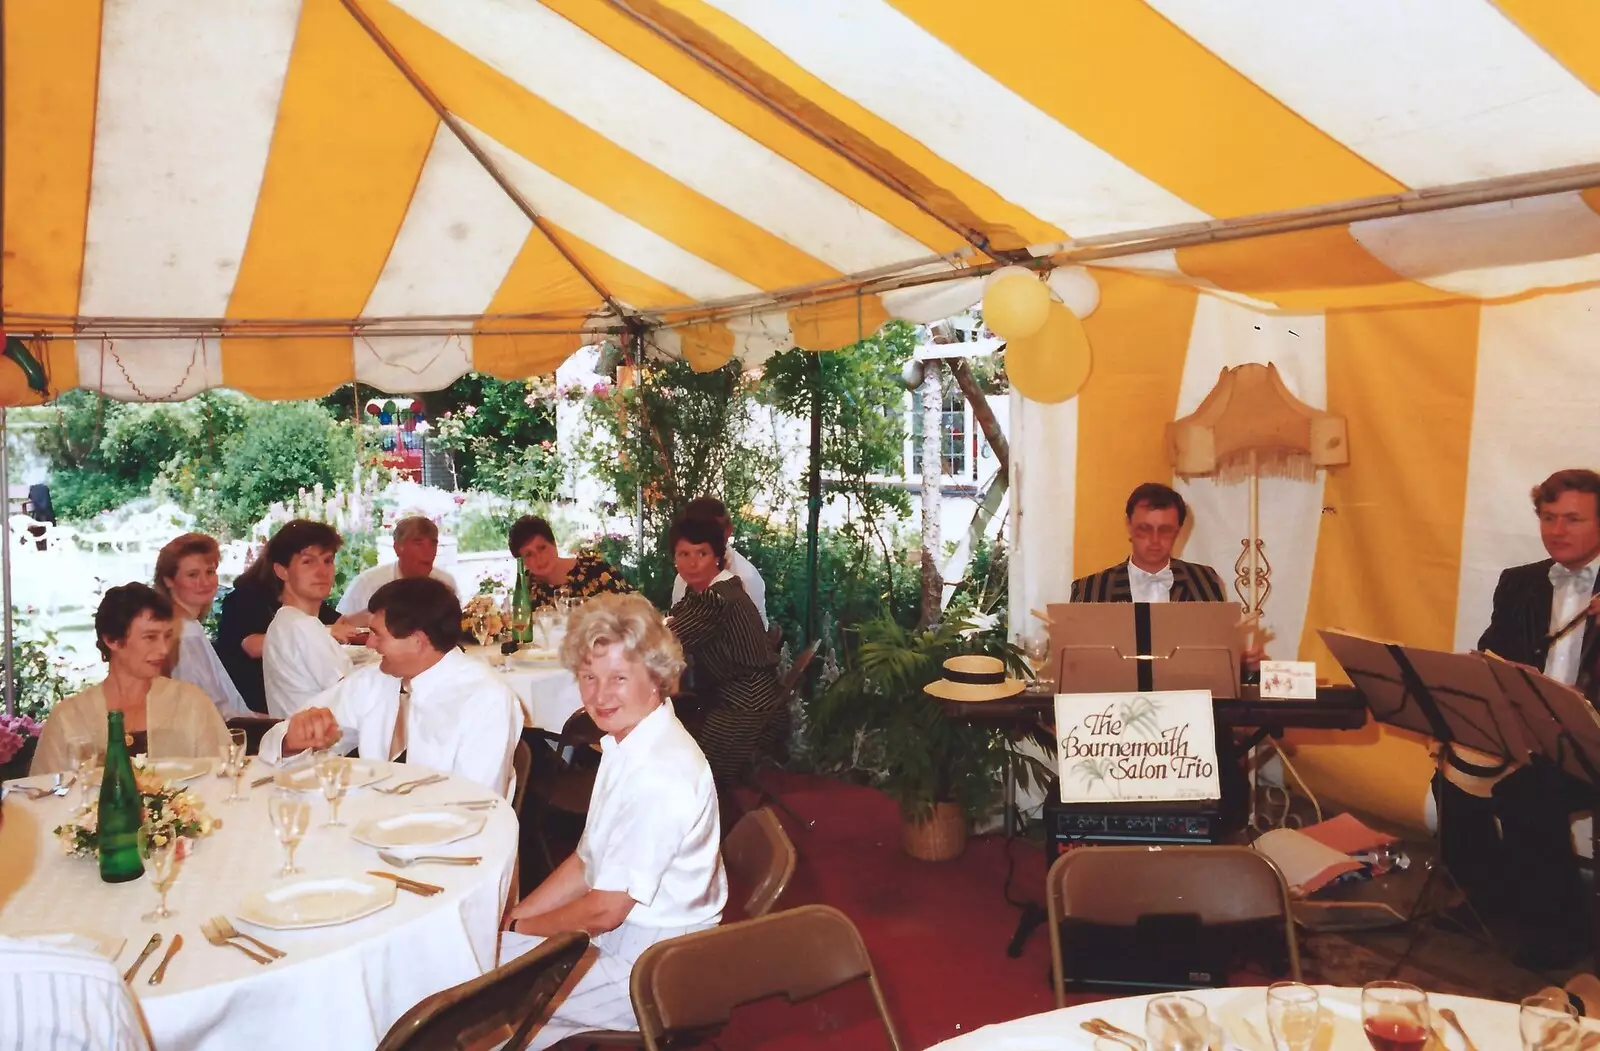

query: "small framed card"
left=1260, top=660, right=1319, bottom=700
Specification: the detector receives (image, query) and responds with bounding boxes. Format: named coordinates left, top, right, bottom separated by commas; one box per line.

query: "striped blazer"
left=1069, top=558, right=1227, bottom=604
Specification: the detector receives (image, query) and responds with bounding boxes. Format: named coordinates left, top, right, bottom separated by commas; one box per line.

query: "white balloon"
left=1047, top=266, right=1101, bottom=318
left=983, top=264, right=1036, bottom=290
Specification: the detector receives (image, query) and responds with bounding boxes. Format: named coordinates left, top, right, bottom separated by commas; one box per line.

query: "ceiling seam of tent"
left=595, top=0, right=1012, bottom=264
left=337, top=0, right=631, bottom=326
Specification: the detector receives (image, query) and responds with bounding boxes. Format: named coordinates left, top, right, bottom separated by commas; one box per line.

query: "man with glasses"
left=1070, top=482, right=1226, bottom=604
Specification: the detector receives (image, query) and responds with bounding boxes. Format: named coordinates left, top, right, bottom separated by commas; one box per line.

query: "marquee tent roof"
left=6, top=0, right=1600, bottom=401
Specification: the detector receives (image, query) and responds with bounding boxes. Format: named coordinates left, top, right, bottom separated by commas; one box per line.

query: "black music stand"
left=1319, top=631, right=1530, bottom=952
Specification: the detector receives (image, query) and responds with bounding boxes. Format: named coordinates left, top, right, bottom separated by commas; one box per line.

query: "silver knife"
left=148, top=933, right=183, bottom=986
left=123, top=933, right=162, bottom=982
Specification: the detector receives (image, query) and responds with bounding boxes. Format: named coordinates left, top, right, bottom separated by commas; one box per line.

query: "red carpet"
left=716, top=771, right=1094, bottom=1049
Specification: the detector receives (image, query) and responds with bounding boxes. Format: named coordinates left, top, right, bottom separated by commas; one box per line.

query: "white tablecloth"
left=924, top=984, right=1560, bottom=1050
left=464, top=646, right=583, bottom=734
left=0, top=761, right=518, bottom=1051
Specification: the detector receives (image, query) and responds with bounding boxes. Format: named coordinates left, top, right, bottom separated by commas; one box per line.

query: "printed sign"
left=1054, top=690, right=1220, bottom=803
left=1260, top=660, right=1319, bottom=700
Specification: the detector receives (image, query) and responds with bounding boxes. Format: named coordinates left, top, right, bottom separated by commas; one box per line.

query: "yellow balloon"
left=982, top=269, right=1050, bottom=340
left=1006, top=302, right=1092, bottom=403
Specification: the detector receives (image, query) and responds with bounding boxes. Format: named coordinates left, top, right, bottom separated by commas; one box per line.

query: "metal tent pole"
left=2, top=407, right=14, bottom=718
left=804, top=354, right=823, bottom=648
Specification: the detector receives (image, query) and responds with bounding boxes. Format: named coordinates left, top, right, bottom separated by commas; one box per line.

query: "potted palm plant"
left=807, top=610, right=1040, bottom=860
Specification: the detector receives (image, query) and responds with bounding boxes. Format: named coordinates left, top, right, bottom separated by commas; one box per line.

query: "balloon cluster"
left=982, top=266, right=1100, bottom=404
left=364, top=398, right=427, bottom=430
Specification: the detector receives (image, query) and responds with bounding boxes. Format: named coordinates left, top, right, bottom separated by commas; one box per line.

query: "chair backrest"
left=780, top=640, right=822, bottom=699
left=722, top=807, right=797, bottom=920
left=1045, top=845, right=1300, bottom=1007
left=375, top=931, right=589, bottom=1051
left=631, top=905, right=902, bottom=1051
left=511, top=739, right=531, bottom=815
left=225, top=715, right=282, bottom=756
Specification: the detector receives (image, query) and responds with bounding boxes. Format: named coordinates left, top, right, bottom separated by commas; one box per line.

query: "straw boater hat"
left=923, top=655, right=1027, bottom=702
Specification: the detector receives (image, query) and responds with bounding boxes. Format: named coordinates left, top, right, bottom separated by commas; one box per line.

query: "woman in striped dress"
left=666, top=516, right=781, bottom=797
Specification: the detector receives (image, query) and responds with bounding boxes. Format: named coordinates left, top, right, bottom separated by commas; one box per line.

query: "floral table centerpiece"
left=462, top=594, right=505, bottom=645
left=0, top=714, right=42, bottom=782
left=54, top=759, right=220, bottom=859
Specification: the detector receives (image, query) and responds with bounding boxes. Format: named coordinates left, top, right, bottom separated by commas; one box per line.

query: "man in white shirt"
left=669, top=496, right=767, bottom=628
left=0, top=798, right=152, bottom=1051
left=262, top=520, right=354, bottom=717
left=337, top=515, right=459, bottom=617
left=263, top=576, right=521, bottom=797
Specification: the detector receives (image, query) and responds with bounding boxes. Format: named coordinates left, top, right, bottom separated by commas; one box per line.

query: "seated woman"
left=33, top=583, right=231, bottom=775
left=154, top=532, right=250, bottom=718
left=504, top=594, right=725, bottom=1049
left=666, top=516, right=782, bottom=797
left=216, top=520, right=356, bottom=714
left=509, top=515, right=632, bottom=607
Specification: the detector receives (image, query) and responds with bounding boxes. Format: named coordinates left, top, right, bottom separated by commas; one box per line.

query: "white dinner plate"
left=351, top=809, right=487, bottom=849
left=275, top=759, right=388, bottom=793
left=236, top=874, right=397, bottom=931
left=8, top=928, right=126, bottom=961
left=141, top=757, right=213, bottom=783
left=346, top=645, right=380, bottom=667
left=509, top=648, right=560, bottom=664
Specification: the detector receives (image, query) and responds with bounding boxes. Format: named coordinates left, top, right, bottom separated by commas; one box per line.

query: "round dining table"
left=924, top=983, right=1559, bottom=1049
left=463, top=644, right=583, bottom=734
left=0, top=760, right=517, bottom=1051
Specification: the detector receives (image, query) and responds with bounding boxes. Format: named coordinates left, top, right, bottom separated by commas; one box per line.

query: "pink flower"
left=463, top=405, right=477, bottom=417
left=0, top=725, right=22, bottom=765
left=591, top=382, right=610, bottom=397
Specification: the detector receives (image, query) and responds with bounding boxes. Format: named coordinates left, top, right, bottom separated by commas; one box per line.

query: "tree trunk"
left=947, top=358, right=1009, bottom=476
left=920, top=364, right=943, bottom=628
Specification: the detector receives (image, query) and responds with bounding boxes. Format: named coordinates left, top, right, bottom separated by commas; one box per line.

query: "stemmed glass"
left=1361, top=981, right=1430, bottom=1051
left=1021, top=632, right=1053, bottom=691
left=267, top=792, right=311, bottom=877
left=316, top=754, right=351, bottom=827
left=509, top=605, right=531, bottom=645
left=223, top=728, right=248, bottom=802
left=470, top=610, right=493, bottom=648
left=71, top=740, right=102, bottom=814
left=535, top=607, right=557, bottom=650
left=1267, top=982, right=1320, bottom=1051
left=139, top=830, right=179, bottom=921
left=1520, top=992, right=1581, bottom=1050
left=1145, top=995, right=1211, bottom=1051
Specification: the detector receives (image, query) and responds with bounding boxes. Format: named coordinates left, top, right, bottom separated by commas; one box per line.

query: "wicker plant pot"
left=901, top=801, right=967, bottom=862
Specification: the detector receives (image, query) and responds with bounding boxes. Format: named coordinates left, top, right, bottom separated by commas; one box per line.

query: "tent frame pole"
left=1, top=408, right=13, bottom=719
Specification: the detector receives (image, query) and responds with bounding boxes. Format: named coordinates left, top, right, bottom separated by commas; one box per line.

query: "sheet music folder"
left=1047, top=601, right=1241, bottom=699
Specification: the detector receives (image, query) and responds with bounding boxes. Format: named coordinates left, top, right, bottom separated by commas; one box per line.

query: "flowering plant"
left=0, top=714, right=42, bottom=766
left=462, top=595, right=506, bottom=639
left=53, top=761, right=220, bottom=859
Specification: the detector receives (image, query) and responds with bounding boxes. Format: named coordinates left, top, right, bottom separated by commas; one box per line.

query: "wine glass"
left=267, top=792, right=311, bottom=877
left=470, top=610, right=492, bottom=648
left=1145, top=995, right=1211, bottom=1051
left=223, top=728, right=248, bottom=802
left=1267, top=982, right=1320, bottom=1051
left=1521, top=992, right=1581, bottom=1050
left=1021, top=632, right=1053, bottom=691
left=317, top=754, right=351, bottom=827
left=535, top=607, right=557, bottom=649
left=1362, top=981, right=1430, bottom=1051
left=139, top=831, right=179, bottom=921
left=71, top=741, right=103, bottom=814
left=509, top=605, right=531, bottom=645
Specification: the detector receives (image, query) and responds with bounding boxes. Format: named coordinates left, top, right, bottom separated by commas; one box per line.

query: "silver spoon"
left=378, top=851, right=482, bottom=868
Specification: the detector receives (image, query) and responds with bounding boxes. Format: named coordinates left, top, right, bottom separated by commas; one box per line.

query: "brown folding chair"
left=1046, top=844, right=1301, bottom=1007
left=630, top=905, right=903, bottom=1051
left=737, top=640, right=822, bottom=831
left=722, top=807, right=798, bottom=921
left=225, top=715, right=282, bottom=756
left=511, top=739, right=531, bottom=815
left=526, top=711, right=601, bottom=873
left=375, top=931, right=589, bottom=1051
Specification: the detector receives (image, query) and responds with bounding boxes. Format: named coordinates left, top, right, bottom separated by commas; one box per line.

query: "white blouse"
left=172, top=617, right=251, bottom=718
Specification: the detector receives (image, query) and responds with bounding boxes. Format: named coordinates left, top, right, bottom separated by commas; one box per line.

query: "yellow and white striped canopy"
left=7, top=0, right=1600, bottom=402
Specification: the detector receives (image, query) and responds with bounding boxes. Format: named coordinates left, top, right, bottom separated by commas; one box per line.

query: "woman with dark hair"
left=32, top=583, right=230, bottom=774
left=215, top=520, right=359, bottom=714
left=665, top=516, right=781, bottom=795
left=508, top=515, right=632, bottom=606
left=154, top=532, right=249, bottom=717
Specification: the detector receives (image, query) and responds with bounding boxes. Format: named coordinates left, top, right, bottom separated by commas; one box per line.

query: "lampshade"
left=1166, top=363, right=1348, bottom=480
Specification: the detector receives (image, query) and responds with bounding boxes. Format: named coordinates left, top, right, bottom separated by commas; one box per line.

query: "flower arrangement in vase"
left=53, top=759, right=220, bottom=860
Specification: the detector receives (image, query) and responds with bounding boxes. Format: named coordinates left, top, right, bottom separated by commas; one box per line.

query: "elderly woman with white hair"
left=504, top=593, right=726, bottom=1049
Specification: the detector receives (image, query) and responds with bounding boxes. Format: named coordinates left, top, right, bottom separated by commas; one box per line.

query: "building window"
left=909, top=376, right=969, bottom=479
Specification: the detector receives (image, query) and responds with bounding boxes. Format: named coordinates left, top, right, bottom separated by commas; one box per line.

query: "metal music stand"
left=1047, top=601, right=1242, bottom=698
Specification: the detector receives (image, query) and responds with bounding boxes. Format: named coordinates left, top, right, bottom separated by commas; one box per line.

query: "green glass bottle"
left=97, top=710, right=145, bottom=884
left=513, top=561, right=534, bottom=645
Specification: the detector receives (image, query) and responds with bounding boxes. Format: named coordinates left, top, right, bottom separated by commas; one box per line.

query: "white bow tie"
left=1549, top=563, right=1597, bottom=591
left=1134, top=565, right=1174, bottom=587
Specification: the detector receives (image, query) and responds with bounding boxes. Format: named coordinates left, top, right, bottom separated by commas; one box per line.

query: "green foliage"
left=457, top=510, right=517, bottom=554
left=9, top=609, right=84, bottom=722
left=212, top=402, right=356, bottom=533
left=804, top=609, right=1028, bottom=821
left=47, top=469, right=144, bottom=523
left=426, top=374, right=561, bottom=498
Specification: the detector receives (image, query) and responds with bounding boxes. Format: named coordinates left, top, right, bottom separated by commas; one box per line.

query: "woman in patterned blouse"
left=508, top=515, right=634, bottom=607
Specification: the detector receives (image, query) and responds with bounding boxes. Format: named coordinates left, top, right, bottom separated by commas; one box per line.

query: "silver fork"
left=373, top=774, right=447, bottom=795
left=10, top=773, right=72, bottom=799
left=211, top=916, right=285, bottom=959
left=378, top=851, right=482, bottom=868
left=200, top=919, right=272, bottom=965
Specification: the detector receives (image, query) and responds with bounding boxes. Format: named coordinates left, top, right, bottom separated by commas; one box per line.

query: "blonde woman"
left=154, top=532, right=250, bottom=718
left=504, top=593, right=726, bottom=1049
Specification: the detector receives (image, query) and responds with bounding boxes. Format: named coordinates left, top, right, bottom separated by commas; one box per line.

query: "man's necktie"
left=389, top=680, right=411, bottom=762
